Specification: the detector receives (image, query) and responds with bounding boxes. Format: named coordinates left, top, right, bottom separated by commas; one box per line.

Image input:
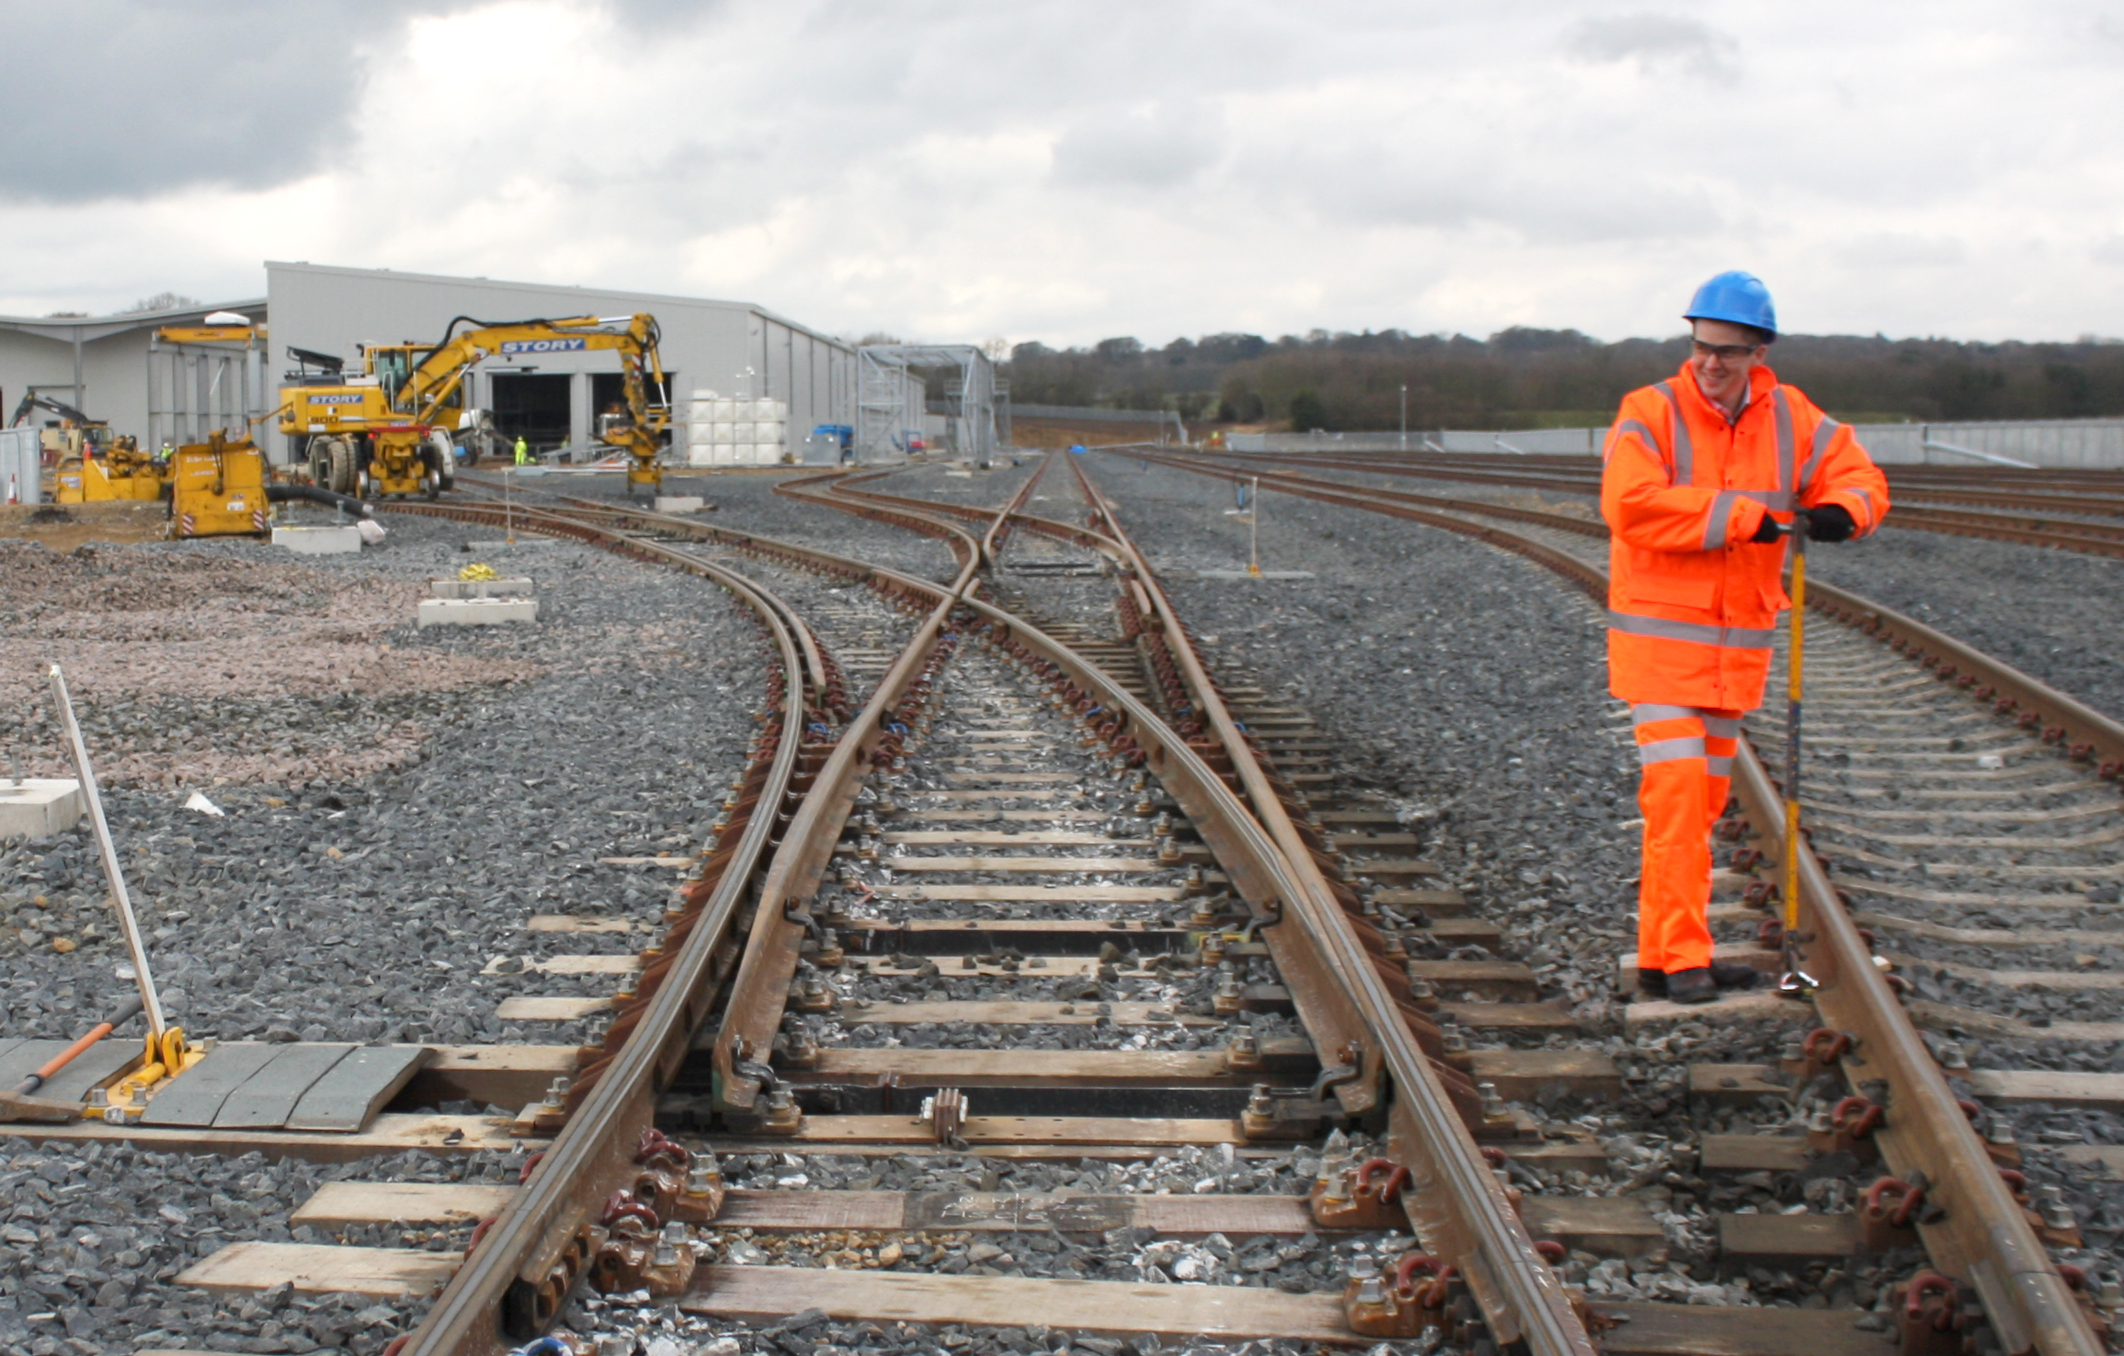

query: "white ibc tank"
left=713, top=399, right=737, bottom=421
left=730, top=421, right=756, bottom=442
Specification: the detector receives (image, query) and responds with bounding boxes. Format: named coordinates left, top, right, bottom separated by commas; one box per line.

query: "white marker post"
left=1248, top=476, right=1262, bottom=578
left=46, top=665, right=166, bottom=1044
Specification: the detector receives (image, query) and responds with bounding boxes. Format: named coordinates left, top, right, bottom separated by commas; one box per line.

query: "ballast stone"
left=0, top=778, right=83, bottom=837
left=429, top=577, right=534, bottom=599
left=273, top=525, right=362, bottom=555
left=417, top=597, right=538, bottom=628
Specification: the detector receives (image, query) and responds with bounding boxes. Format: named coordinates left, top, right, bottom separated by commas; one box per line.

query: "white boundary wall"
left=1231, top=418, right=2124, bottom=468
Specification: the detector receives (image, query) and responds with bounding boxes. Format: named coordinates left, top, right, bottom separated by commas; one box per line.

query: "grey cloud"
left=1836, top=233, right=1968, bottom=269
left=1565, top=12, right=1740, bottom=82
left=0, top=0, right=477, bottom=203
left=1051, top=100, right=1226, bottom=190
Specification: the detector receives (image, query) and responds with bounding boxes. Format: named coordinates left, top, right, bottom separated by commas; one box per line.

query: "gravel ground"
left=0, top=1139, right=524, bottom=1356
left=1083, top=457, right=1639, bottom=1026
left=619, top=472, right=965, bottom=584
left=1248, top=462, right=2124, bottom=725
left=2, top=509, right=767, bottom=1051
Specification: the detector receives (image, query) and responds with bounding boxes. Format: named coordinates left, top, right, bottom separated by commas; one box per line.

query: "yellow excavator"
left=280, top=313, right=672, bottom=499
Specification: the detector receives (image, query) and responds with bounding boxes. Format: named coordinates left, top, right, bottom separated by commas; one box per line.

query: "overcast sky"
left=2, top=0, right=2118, bottom=346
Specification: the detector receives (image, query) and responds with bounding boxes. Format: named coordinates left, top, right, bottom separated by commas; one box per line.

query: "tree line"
left=1004, top=328, right=2124, bottom=429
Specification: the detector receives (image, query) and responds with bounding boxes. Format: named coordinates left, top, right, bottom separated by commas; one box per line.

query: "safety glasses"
left=1691, top=339, right=1761, bottom=362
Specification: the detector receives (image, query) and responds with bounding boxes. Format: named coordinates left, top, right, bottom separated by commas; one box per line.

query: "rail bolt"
left=1896, top=1273, right=1964, bottom=1356
left=1213, top=965, right=1247, bottom=1016
left=1859, top=1177, right=1923, bottom=1251
left=1158, top=835, right=1182, bottom=867
left=2035, top=1183, right=2082, bottom=1245
left=1200, top=933, right=1228, bottom=966
left=1310, top=1156, right=1412, bottom=1231
left=1406, top=974, right=1439, bottom=1010
left=1224, top=1031, right=1264, bottom=1072
left=1478, top=1081, right=1512, bottom=1127
left=1183, top=864, right=1207, bottom=895
left=1239, top=1083, right=1278, bottom=1138
left=762, top=1087, right=804, bottom=1134
left=1343, top=1254, right=1456, bottom=1339
left=670, top=1156, right=727, bottom=1223
left=1982, top=1117, right=2022, bottom=1167
left=639, top=1221, right=698, bottom=1298
left=794, top=972, right=838, bottom=1014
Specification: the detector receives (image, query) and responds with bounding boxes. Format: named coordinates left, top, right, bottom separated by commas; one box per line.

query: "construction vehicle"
left=12, top=392, right=163, bottom=504
left=10, top=392, right=123, bottom=462
left=280, top=313, right=671, bottom=499
left=166, top=431, right=269, bottom=537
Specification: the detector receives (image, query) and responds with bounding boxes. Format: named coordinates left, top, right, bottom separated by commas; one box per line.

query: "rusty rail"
left=1063, top=457, right=1596, bottom=1356
left=1129, top=450, right=2106, bottom=1356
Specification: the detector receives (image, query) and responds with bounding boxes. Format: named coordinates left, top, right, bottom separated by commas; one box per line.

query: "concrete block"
left=429, top=577, right=534, bottom=599
left=273, top=525, right=362, bottom=555
left=416, top=597, right=538, bottom=629
left=0, top=779, right=83, bottom=838
left=654, top=495, right=705, bottom=514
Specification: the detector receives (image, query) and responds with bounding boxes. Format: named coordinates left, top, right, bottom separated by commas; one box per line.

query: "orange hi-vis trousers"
left=1633, top=703, right=1743, bottom=974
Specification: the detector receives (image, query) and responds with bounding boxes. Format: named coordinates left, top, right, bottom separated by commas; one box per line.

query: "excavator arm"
left=396, top=314, right=671, bottom=487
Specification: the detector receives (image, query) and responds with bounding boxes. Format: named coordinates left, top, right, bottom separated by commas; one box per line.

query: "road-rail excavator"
left=279, top=313, right=671, bottom=499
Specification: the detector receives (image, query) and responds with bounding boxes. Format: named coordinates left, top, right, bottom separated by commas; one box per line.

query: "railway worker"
left=513, top=435, right=529, bottom=466
left=1602, top=270, right=1890, bottom=1005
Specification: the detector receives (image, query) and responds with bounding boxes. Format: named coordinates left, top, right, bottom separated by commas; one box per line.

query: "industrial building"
left=0, top=263, right=864, bottom=465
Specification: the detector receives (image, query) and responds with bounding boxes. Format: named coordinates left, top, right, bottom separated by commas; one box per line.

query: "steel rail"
left=705, top=464, right=1045, bottom=1110
left=1063, top=457, right=1596, bottom=1356
left=387, top=500, right=809, bottom=1356
left=1208, top=449, right=2124, bottom=547
left=1136, top=453, right=2124, bottom=770
left=1125, top=450, right=2105, bottom=1356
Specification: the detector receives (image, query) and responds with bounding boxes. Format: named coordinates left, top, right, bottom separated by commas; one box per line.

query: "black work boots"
left=1638, top=962, right=1761, bottom=1004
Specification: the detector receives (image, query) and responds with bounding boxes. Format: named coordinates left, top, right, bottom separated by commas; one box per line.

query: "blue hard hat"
left=1683, top=270, right=1777, bottom=339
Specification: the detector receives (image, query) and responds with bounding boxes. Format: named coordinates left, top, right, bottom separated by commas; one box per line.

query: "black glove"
left=1749, top=512, right=1783, bottom=544
left=1806, top=504, right=1857, bottom=542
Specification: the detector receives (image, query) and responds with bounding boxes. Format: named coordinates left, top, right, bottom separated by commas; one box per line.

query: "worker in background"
left=514, top=435, right=529, bottom=466
left=1601, top=271, right=1890, bottom=1005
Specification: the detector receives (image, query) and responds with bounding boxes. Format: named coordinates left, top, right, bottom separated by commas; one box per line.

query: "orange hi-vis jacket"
left=1601, top=362, right=1889, bottom=712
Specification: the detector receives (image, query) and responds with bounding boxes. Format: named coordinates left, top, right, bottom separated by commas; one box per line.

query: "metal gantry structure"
left=855, top=344, right=998, bottom=464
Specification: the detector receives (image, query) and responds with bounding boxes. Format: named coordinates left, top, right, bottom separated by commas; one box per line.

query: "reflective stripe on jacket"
left=1601, top=362, right=1890, bottom=711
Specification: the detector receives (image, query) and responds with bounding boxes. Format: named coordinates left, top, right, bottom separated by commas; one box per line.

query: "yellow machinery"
left=53, top=444, right=162, bottom=503
left=279, top=313, right=671, bottom=499
left=167, top=431, right=270, bottom=537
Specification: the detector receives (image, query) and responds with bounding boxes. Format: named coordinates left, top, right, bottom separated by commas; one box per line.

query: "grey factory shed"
left=267, top=262, right=858, bottom=461
left=0, top=297, right=270, bottom=452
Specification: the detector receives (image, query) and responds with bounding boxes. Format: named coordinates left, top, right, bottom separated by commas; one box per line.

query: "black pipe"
left=267, top=483, right=373, bottom=518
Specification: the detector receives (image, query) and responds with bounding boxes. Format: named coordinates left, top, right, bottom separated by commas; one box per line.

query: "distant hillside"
left=1003, top=329, right=2124, bottom=430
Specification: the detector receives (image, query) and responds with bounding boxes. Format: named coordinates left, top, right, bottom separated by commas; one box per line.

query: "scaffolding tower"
left=855, top=345, right=997, bottom=464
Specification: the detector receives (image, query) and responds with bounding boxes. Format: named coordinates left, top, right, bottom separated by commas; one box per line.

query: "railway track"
left=1205, top=450, right=2124, bottom=560
left=1127, top=448, right=2124, bottom=1349
left=6, top=458, right=2115, bottom=1356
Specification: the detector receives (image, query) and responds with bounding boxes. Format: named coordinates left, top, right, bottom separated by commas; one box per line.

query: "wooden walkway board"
left=0, top=1036, right=140, bottom=1103
left=215, top=1044, right=358, bottom=1130
left=286, top=1046, right=432, bottom=1132
left=132, top=1043, right=431, bottom=1133
left=1591, top=1300, right=1893, bottom=1356
left=141, top=1043, right=289, bottom=1128
left=293, top=1181, right=518, bottom=1228
left=177, top=1242, right=460, bottom=1297
left=681, top=1265, right=1356, bottom=1344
